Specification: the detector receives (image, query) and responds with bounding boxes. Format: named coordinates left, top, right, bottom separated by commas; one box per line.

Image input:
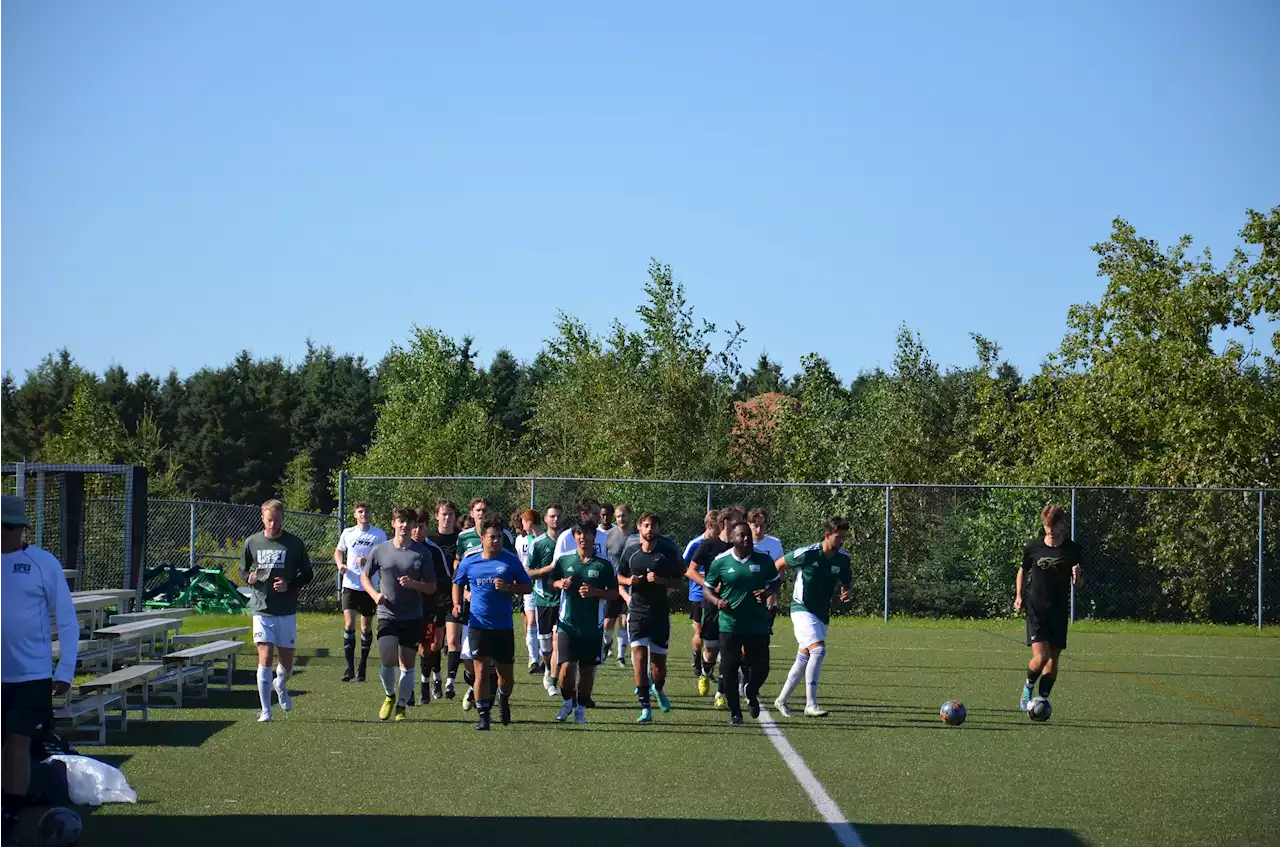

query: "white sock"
left=779, top=652, right=808, bottom=704
left=805, top=646, right=826, bottom=706
left=397, top=667, right=413, bottom=707
left=256, top=665, right=273, bottom=713
left=526, top=626, right=540, bottom=662
left=603, top=625, right=615, bottom=657
left=380, top=665, right=397, bottom=697
left=274, top=663, right=292, bottom=688
left=543, top=668, right=553, bottom=687
left=432, top=669, right=441, bottom=683
left=617, top=627, right=630, bottom=654
left=538, top=634, right=553, bottom=656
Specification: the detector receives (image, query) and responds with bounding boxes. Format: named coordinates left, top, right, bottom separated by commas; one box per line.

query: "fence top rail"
left=341, top=474, right=1275, bottom=495
left=3, top=463, right=136, bottom=474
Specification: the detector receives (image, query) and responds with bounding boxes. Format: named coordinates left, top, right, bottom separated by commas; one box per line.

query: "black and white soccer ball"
left=17, top=805, right=82, bottom=847
left=1028, top=696, right=1052, bottom=722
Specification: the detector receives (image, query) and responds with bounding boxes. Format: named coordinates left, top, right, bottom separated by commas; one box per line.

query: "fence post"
left=189, top=503, right=197, bottom=570
left=1070, top=487, right=1077, bottom=624
left=1260, top=490, right=1266, bottom=633
left=530, top=477, right=537, bottom=510
left=706, top=484, right=713, bottom=513
left=337, top=471, right=346, bottom=533
left=14, top=461, right=24, bottom=499
left=34, top=472, right=46, bottom=548
left=883, top=484, right=892, bottom=622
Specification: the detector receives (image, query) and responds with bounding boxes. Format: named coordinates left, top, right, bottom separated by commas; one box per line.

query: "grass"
left=79, top=613, right=1280, bottom=846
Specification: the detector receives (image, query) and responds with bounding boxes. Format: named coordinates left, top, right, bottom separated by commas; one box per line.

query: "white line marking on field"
left=849, top=645, right=1280, bottom=661
left=758, top=708, right=865, bottom=847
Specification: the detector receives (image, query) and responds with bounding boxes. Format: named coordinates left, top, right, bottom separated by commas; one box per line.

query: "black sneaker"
left=616, top=656, right=627, bottom=668
left=499, top=695, right=511, bottom=726
left=445, top=683, right=456, bottom=700
left=527, top=661, right=540, bottom=675
left=475, top=711, right=491, bottom=731
left=747, top=695, right=760, bottom=719
left=357, top=664, right=368, bottom=683
left=432, top=679, right=443, bottom=700
left=579, top=695, right=597, bottom=709
left=341, top=667, right=355, bottom=682
left=420, top=683, right=431, bottom=705
left=730, top=713, right=744, bottom=726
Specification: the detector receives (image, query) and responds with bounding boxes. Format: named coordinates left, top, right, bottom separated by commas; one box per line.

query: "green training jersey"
left=455, top=526, right=516, bottom=561
left=549, top=552, right=616, bottom=639
left=528, top=532, right=562, bottom=607
left=785, top=543, right=853, bottom=625
left=706, top=549, right=778, bottom=636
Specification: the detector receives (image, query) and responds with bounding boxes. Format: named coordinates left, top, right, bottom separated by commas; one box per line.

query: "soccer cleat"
left=257, top=710, right=272, bottom=723
left=432, top=679, right=443, bottom=700
left=616, top=656, right=627, bottom=668
left=445, top=681, right=456, bottom=700
left=1020, top=684, right=1034, bottom=712
left=804, top=704, right=829, bottom=717
left=528, top=661, right=541, bottom=675
left=462, top=687, right=476, bottom=711
left=555, top=702, right=574, bottom=722
left=773, top=698, right=792, bottom=717
left=499, top=694, right=512, bottom=726
left=475, top=711, right=491, bottom=731
left=651, top=684, right=671, bottom=713
left=393, top=706, right=407, bottom=722
left=747, top=695, right=760, bottom=719
left=697, top=674, right=711, bottom=697
left=713, top=693, right=727, bottom=710
left=341, top=666, right=355, bottom=683
left=574, top=705, right=587, bottom=724
left=636, top=707, right=653, bottom=723
left=729, top=713, right=744, bottom=726
left=379, top=696, right=395, bottom=721
left=579, top=695, right=596, bottom=709
left=274, top=678, right=292, bottom=712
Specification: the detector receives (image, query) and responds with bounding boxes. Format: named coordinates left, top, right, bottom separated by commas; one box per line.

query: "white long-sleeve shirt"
left=2, top=544, right=79, bottom=683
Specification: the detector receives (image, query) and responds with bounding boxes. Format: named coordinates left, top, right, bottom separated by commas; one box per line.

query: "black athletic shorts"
left=2, top=679, right=54, bottom=739
left=468, top=627, right=516, bottom=664
left=536, top=605, right=558, bottom=636
left=700, top=602, right=721, bottom=643
left=605, top=596, right=629, bottom=618
left=446, top=599, right=470, bottom=626
left=628, top=614, right=670, bottom=653
left=556, top=631, right=602, bottom=666
left=378, top=618, right=423, bottom=649
left=341, top=587, right=376, bottom=618
left=689, top=603, right=705, bottom=625
left=1025, top=604, right=1069, bottom=650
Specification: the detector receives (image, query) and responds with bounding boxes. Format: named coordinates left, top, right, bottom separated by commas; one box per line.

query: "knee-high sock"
left=359, top=631, right=373, bottom=664
left=430, top=651, right=442, bottom=676
left=343, top=629, right=356, bottom=669
left=603, top=624, right=616, bottom=657
left=447, top=650, right=461, bottom=682
left=274, top=662, right=292, bottom=690
left=380, top=665, right=397, bottom=698
left=538, top=633, right=553, bottom=659
left=419, top=654, right=431, bottom=684
left=778, top=652, right=808, bottom=704
left=257, top=665, right=273, bottom=713
left=526, top=624, right=540, bottom=663
left=617, top=625, right=630, bottom=655
left=397, top=667, right=414, bottom=707
left=804, top=646, right=826, bottom=706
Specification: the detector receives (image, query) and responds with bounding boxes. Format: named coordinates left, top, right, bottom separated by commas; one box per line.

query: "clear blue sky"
left=4, top=1, right=1277, bottom=384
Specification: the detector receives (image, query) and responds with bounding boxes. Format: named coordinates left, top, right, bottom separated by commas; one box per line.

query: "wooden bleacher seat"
left=154, top=640, right=245, bottom=706
left=108, top=608, right=194, bottom=625
left=170, top=626, right=250, bottom=647
left=78, top=662, right=166, bottom=722
left=54, top=691, right=124, bottom=746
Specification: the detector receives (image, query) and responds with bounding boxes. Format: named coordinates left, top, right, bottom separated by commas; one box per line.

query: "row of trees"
left=5, top=210, right=1277, bottom=619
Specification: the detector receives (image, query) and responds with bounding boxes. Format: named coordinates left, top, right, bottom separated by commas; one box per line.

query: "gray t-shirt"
left=365, top=540, right=429, bottom=621
left=606, top=526, right=636, bottom=567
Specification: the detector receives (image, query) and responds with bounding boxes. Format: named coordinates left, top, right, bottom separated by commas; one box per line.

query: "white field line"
left=758, top=707, right=865, bottom=847
left=847, top=645, right=1280, bottom=661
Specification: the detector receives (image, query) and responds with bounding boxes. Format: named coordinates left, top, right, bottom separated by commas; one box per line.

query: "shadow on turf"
left=99, top=720, right=234, bottom=747
left=83, top=814, right=1088, bottom=846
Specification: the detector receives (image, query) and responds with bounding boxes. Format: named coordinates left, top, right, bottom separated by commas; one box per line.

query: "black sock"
left=419, top=654, right=430, bottom=681
left=638, top=685, right=651, bottom=709
left=1039, top=675, right=1056, bottom=697
left=431, top=652, right=442, bottom=674
left=693, top=650, right=703, bottom=675
left=704, top=658, right=716, bottom=678
left=359, top=632, right=372, bottom=662
left=654, top=678, right=664, bottom=692
left=463, top=665, right=476, bottom=687
left=1026, top=668, right=1042, bottom=687
left=478, top=699, right=491, bottom=714
left=343, top=629, right=355, bottom=667
left=447, top=650, right=461, bottom=681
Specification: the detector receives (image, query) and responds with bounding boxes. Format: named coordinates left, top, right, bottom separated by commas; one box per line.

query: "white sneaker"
left=774, top=698, right=792, bottom=717
left=273, top=678, right=292, bottom=712
left=804, top=704, right=829, bottom=717
left=574, top=705, right=587, bottom=724
left=257, top=710, right=273, bottom=723
left=462, top=687, right=476, bottom=711
left=555, top=702, right=574, bottom=722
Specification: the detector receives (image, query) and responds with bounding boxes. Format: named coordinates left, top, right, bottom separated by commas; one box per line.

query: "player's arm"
left=334, top=533, right=347, bottom=571
left=581, top=565, right=619, bottom=601
left=701, top=562, right=728, bottom=609
left=290, top=543, right=314, bottom=591
left=48, top=555, right=79, bottom=692
left=239, top=542, right=256, bottom=584
left=361, top=549, right=384, bottom=604
left=685, top=551, right=709, bottom=587
left=527, top=543, right=555, bottom=578
left=1014, top=551, right=1027, bottom=612
left=451, top=562, right=468, bottom=615
left=1072, top=558, right=1083, bottom=588
left=401, top=567, right=437, bottom=595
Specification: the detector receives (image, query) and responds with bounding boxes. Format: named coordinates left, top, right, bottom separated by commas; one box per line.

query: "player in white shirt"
left=515, top=508, right=543, bottom=674
left=1, top=495, right=78, bottom=841
left=334, top=502, right=388, bottom=682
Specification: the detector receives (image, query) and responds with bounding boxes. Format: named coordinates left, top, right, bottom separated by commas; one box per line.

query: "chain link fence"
left=343, top=475, right=1276, bottom=627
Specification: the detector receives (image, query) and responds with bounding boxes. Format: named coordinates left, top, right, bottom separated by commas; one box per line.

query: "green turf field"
left=82, top=614, right=1280, bottom=846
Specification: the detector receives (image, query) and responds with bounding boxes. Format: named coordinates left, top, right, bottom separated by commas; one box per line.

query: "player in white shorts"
left=515, top=508, right=543, bottom=673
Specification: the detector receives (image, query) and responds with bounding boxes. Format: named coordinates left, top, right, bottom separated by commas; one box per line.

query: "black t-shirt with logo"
left=618, top=535, right=684, bottom=621
left=692, top=537, right=732, bottom=610
left=1021, top=539, right=1081, bottom=612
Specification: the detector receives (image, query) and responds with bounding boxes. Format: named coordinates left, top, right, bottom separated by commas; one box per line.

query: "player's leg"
left=744, top=634, right=770, bottom=718
left=690, top=607, right=705, bottom=678
left=377, top=627, right=401, bottom=721
left=632, top=639, right=652, bottom=719
left=471, top=653, right=493, bottom=730
left=341, top=600, right=358, bottom=681
left=1023, top=641, right=1050, bottom=711
left=602, top=604, right=618, bottom=665
left=575, top=639, right=598, bottom=723
left=720, top=633, right=743, bottom=724
left=394, top=637, right=418, bottom=720
left=615, top=608, right=630, bottom=666
left=253, top=615, right=277, bottom=721
left=445, top=619, right=464, bottom=699
left=523, top=595, right=540, bottom=673
left=357, top=608, right=374, bottom=682
left=555, top=632, right=578, bottom=721
left=702, top=612, right=724, bottom=707
left=537, top=606, right=559, bottom=696
left=429, top=613, right=446, bottom=698
left=648, top=617, right=671, bottom=713
left=1040, top=644, right=1063, bottom=700
left=776, top=611, right=814, bottom=715
left=2, top=680, right=51, bottom=839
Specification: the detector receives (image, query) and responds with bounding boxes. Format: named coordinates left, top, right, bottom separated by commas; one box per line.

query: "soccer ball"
left=940, top=700, right=966, bottom=726
left=16, top=805, right=82, bottom=846
left=1028, top=696, right=1052, bottom=722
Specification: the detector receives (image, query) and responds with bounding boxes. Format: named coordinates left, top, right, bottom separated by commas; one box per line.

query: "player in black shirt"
left=410, top=508, right=451, bottom=705
left=428, top=500, right=461, bottom=700
left=617, top=513, right=685, bottom=723
left=1015, top=503, right=1084, bottom=712
left=687, top=507, right=738, bottom=710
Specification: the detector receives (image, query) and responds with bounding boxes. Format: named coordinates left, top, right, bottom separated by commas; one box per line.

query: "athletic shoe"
left=420, top=682, right=431, bottom=705
left=616, top=656, right=627, bottom=668
left=804, top=704, right=829, bottom=717
left=528, top=661, right=541, bottom=675
left=257, top=710, right=272, bottom=723
left=747, top=694, right=760, bottom=719
left=697, top=675, right=711, bottom=697
left=729, top=713, right=744, bottom=726
left=574, top=705, right=587, bottom=723
left=713, top=693, right=727, bottom=710
left=445, top=681, right=456, bottom=700
left=393, top=706, right=407, bottom=722
left=462, top=687, right=475, bottom=711
left=406, top=692, right=416, bottom=707
left=357, top=661, right=367, bottom=683
left=636, top=707, right=653, bottom=723
left=341, top=666, right=355, bottom=682
left=499, top=694, right=512, bottom=726
left=378, top=696, right=394, bottom=721
left=1020, top=684, right=1034, bottom=712
left=555, top=701, right=574, bottom=722
left=432, top=679, right=443, bottom=700
left=651, top=684, right=671, bottom=713
left=273, top=678, right=292, bottom=712
left=475, top=712, right=491, bottom=731
left=773, top=698, right=792, bottom=717
left=579, top=695, right=597, bottom=709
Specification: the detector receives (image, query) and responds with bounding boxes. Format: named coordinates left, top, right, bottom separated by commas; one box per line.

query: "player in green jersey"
left=549, top=520, right=618, bottom=724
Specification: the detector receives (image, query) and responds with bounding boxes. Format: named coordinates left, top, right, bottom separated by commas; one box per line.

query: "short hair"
left=469, top=497, right=488, bottom=510
left=417, top=507, right=433, bottom=524
left=704, top=510, right=720, bottom=530
left=601, top=504, right=615, bottom=517
left=824, top=516, right=850, bottom=536
left=460, top=514, right=475, bottom=530
left=726, top=519, right=752, bottom=537
left=479, top=511, right=505, bottom=534
left=392, top=506, right=415, bottom=523
left=748, top=507, right=768, bottom=524
left=1041, top=504, right=1067, bottom=527
left=520, top=509, right=540, bottom=524
left=718, top=506, right=743, bottom=524
left=637, top=511, right=660, bottom=527
left=353, top=501, right=371, bottom=512
left=614, top=503, right=630, bottom=513
left=436, top=500, right=458, bottom=515
left=573, top=519, right=599, bottom=537
left=262, top=499, right=284, bottom=514
left=577, top=497, right=601, bottom=514
left=543, top=502, right=563, bottom=514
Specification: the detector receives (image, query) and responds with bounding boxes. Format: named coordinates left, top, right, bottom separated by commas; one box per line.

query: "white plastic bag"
left=46, top=755, right=137, bottom=806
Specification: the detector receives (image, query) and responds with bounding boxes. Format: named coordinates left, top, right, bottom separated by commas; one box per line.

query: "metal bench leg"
left=175, top=669, right=184, bottom=708
left=201, top=662, right=210, bottom=699
left=142, top=681, right=150, bottom=722
left=96, top=693, right=107, bottom=745
left=227, top=653, right=237, bottom=691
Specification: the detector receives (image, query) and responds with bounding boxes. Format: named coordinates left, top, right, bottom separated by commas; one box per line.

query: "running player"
left=604, top=504, right=636, bottom=666
left=550, top=520, right=618, bottom=724
left=684, top=510, right=718, bottom=690
left=552, top=499, right=610, bottom=704
left=600, top=504, right=615, bottom=533
left=617, top=512, right=684, bottom=722
left=362, top=508, right=436, bottom=722
left=773, top=517, right=853, bottom=717
left=427, top=500, right=460, bottom=700
left=747, top=508, right=784, bottom=563
left=452, top=514, right=532, bottom=730
left=408, top=509, right=449, bottom=705
left=334, top=502, right=387, bottom=682
left=453, top=498, right=516, bottom=709
left=526, top=504, right=565, bottom=696
left=1015, top=504, right=1083, bottom=712
left=516, top=509, right=542, bottom=674
left=702, top=519, right=779, bottom=725
left=687, top=508, right=736, bottom=707
left=240, top=500, right=314, bottom=723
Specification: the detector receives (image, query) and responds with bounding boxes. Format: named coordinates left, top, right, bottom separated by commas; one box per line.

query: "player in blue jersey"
left=684, top=510, right=719, bottom=694
left=452, top=513, right=532, bottom=731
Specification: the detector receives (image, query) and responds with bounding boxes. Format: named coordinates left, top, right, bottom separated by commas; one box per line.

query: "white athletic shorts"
left=459, top=624, right=472, bottom=660
left=253, top=613, right=298, bottom=649
left=629, top=637, right=668, bottom=655
left=522, top=593, right=537, bottom=613
left=791, top=611, right=828, bottom=649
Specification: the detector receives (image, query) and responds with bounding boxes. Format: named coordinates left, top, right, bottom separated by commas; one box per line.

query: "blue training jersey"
left=454, top=549, right=530, bottom=630
left=683, top=536, right=705, bottom=601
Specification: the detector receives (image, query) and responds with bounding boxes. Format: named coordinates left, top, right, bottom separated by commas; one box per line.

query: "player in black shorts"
left=408, top=508, right=450, bottom=705
left=428, top=500, right=463, bottom=699
left=687, top=507, right=738, bottom=709
left=617, top=512, right=685, bottom=722
left=1015, top=503, right=1083, bottom=713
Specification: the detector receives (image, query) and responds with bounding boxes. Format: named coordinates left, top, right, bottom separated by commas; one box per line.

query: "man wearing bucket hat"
left=1, top=494, right=78, bottom=842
